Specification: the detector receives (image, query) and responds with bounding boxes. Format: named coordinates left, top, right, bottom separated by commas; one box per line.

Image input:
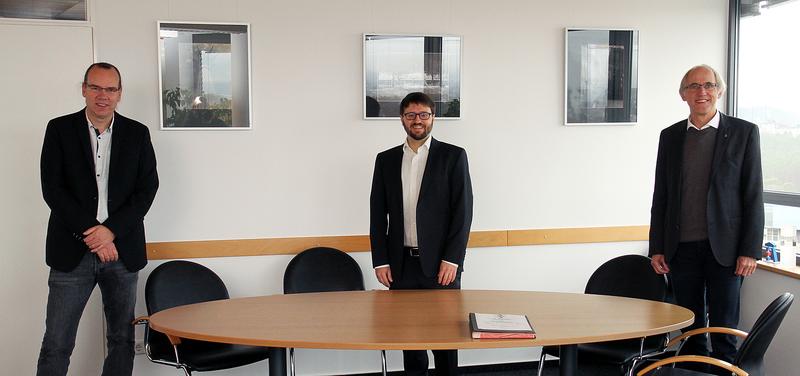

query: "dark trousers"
left=37, top=252, right=138, bottom=376
left=390, top=254, right=460, bottom=376
left=669, top=240, right=742, bottom=368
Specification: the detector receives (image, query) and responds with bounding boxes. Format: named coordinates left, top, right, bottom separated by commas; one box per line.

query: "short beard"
left=405, top=123, right=430, bottom=141
left=407, top=131, right=429, bottom=141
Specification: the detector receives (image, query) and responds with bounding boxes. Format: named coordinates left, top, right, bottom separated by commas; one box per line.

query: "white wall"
left=2, top=0, right=738, bottom=375
left=93, top=0, right=728, bottom=243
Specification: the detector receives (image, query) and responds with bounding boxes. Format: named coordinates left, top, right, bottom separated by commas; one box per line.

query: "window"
left=737, top=0, right=800, bottom=196
left=735, top=0, right=800, bottom=267
left=764, top=204, right=800, bottom=265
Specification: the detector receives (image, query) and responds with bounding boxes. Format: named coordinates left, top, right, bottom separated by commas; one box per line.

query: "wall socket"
left=134, top=340, right=146, bottom=355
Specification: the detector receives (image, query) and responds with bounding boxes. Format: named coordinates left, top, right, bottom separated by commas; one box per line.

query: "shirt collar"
left=86, top=113, right=114, bottom=134
left=403, top=136, right=432, bottom=154
left=687, top=110, right=720, bottom=131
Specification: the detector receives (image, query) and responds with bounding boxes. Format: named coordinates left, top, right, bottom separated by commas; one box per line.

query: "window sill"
left=757, top=261, right=800, bottom=280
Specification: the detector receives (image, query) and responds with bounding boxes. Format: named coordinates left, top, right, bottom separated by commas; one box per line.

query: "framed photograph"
left=158, top=21, right=252, bottom=130
left=564, top=28, right=639, bottom=125
left=363, top=34, right=462, bottom=119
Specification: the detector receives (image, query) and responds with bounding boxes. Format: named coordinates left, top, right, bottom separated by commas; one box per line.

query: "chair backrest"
left=734, top=292, right=794, bottom=375
left=283, top=247, right=365, bottom=294
left=585, top=254, right=668, bottom=302
left=145, top=260, right=230, bottom=315
left=143, top=260, right=231, bottom=362
left=584, top=255, right=670, bottom=353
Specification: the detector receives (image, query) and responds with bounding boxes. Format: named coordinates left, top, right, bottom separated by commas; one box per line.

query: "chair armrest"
left=636, top=355, right=748, bottom=376
left=131, top=315, right=182, bottom=345
left=666, top=327, right=748, bottom=348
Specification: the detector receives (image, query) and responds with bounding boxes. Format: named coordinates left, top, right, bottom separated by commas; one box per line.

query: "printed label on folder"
left=472, top=313, right=533, bottom=332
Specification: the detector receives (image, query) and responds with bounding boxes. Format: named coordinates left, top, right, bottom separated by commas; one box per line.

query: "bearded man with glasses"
left=36, top=62, right=159, bottom=376
left=648, top=65, right=764, bottom=373
left=369, top=92, right=473, bottom=376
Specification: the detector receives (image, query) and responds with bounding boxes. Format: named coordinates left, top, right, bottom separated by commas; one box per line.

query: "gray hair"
left=679, top=64, right=726, bottom=97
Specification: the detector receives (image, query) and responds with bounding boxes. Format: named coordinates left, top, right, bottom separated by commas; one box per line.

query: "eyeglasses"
left=402, top=112, right=432, bottom=120
left=683, top=82, right=718, bottom=91
left=85, top=84, right=120, bottom=94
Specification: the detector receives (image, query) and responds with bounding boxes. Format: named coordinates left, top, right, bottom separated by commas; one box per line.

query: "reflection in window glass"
left=0, top=1, right=86, bottom=21
left=158, top=22, right=250, bottom=129
left=738, top=0, right=800, bottom=193
left=364, top=35, right=461, bottom=118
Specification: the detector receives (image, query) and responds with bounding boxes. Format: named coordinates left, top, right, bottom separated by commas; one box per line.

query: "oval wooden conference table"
left=149, top=289, right=693, bottom=376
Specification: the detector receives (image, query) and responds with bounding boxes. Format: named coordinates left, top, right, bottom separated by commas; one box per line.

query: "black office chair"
left=134, top=260, right=269, bottom=376
left=636, top=292, right=794, bottom=376
left=283, top=246, right=365, bottom=294
left=538, top=254, right=670, bottom=376
left=283, top=247, right=367, bottom=375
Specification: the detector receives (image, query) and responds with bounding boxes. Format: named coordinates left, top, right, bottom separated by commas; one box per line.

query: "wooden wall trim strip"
left=466, top=230, right=508, bottom=248
left=146, top=226, right=647, bottom=260
left=507, top=225, right=650, bottom=246
left=147, top=235, right=372, bottom=260
left=147, top=227, right=798, bottom=281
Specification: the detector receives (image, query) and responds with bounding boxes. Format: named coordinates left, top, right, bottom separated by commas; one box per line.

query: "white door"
left=0, top=22, right=99, bottom=376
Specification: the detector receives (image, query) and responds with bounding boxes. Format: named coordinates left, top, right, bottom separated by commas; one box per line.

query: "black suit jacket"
left=370, top=138, right=473, bottom=277
left=649, top=113, right=764, bottom=267
left=40, top=109, right=159, bottom=272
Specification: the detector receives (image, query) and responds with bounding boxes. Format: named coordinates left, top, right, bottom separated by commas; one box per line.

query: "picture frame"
left=363, top=34, right=462, bottom=119
left=157, top=21, right=252, bottom=130
left=564, top=28, right=639, bottom=125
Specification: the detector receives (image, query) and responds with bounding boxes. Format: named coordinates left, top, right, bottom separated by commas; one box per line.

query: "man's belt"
left=404, top=246, right=420, bottom=257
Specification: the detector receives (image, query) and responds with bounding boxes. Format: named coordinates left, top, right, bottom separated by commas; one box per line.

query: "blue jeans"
left=37, top=252, right=138, bottom=376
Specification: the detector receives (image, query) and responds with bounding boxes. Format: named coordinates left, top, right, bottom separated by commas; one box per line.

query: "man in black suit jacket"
left=370, top=92, right=473, bottom=376
left=37, top=63, right=158, bottom=376
left=649, top=65, right=763, bottom=367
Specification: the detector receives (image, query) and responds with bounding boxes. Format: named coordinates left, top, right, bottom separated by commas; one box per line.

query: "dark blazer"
left=40, top=109, right=159, bottom=272
left=649, top=113, right=764, bottom=267
left=370, top=138, right=473, bottom=277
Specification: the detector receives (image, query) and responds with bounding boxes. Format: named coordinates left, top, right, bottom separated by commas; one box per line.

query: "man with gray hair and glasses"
left=648, top=64, right=764, bottom=372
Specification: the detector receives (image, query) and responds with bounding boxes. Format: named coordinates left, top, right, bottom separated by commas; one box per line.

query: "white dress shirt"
left=402, top=136, right=432, bottom=247
left=87, top=115, right=113, bottom=223
left=687, top=110, right=720, bottom=131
